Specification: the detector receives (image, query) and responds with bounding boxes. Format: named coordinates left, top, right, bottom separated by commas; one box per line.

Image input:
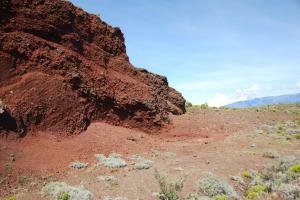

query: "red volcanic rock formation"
left=0, top=0, right=185, bottom=136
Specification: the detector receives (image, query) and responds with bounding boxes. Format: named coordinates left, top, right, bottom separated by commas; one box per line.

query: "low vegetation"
left=232, top=156, right=300, bottom=200
left=69, top=161, right=88, bottom=169
left=6, top=196, right=16, bottom=200
left=95, top=153, right=127, bottom=168
left=256, top=120, right=300, bottom=142
left=197, top=172, right=238, bottom=199
left=42, top=181, right=93, bottom=200
left=154, top=169, right=185, bottom=200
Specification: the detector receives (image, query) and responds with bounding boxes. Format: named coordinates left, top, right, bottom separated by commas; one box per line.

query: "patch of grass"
left=241, top=171, right=252, bottom=179
left=154, top=169, right=185, bottom=200
left=247, top=185, right=266, bottom=199
left=6, top=197, right=16, bottom=200
left=288, top=164, right=300, bottom=173
left=215, top=194, right=227, bottom=200
left=6, top=161, right=13, bottom=173
left=19, top=175, right=33, bottom=185
left=61, top=192, right=69, bottom=200
left=295, top=133, right=300, bottom=139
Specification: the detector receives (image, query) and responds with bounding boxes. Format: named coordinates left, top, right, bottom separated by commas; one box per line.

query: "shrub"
left=215, top=194, right=227, bottom=200
left=6, top=197, right=16, bottom=200
left=200, top=103, right=209, bottom=109
left=277, top=183, right=300, bottom=200
left=97, top=175, right=117, bottom=182
left=134, top=159, right=153, bottom=170
left=247, top=185, right=266, bottom=199
left=42, top=181, right=93, bottom=200
left=288, top=164, right=300, bottom=173
left=295, top=134, right=300, bottom=139
left=61, top=192, right=69, bottom=200
left=263, top=150, right=280, bottom=159
left=241, top=171, right=252, bottom=179
left=69, top=161, right=88, bottom=169
left=185, top=101, right=193, bottom=109
left=197, top=172, right=238, bottom=198
left=95, top=153, right=127, bottom=168
left=154, top=169, right=185, bottom=200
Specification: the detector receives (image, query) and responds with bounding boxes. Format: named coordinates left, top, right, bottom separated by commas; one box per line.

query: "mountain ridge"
left=226, top=93, right=300, bottom=108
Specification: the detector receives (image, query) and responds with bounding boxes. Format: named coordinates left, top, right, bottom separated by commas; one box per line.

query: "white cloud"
left=208, top=93, right=232, bottom=107
left=297, top=82, right=300, bottom=88
left=235, top=84, right=261, bottom=101
left=207, top=84, right=262, bottom=107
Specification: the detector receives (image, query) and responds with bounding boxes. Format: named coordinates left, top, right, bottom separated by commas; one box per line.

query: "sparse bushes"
left=231, top=156, right=300, bottom=199
left=197, top=172, right=238, bottom=198
left=154, top=169, right=185, bottom=200
left=42, top=181, right=93, bottom=200
left=257, top=120, right=300, bottom=141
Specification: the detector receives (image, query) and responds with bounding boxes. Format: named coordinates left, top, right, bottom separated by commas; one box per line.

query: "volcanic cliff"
left=0, top=0, right=185, bottom=136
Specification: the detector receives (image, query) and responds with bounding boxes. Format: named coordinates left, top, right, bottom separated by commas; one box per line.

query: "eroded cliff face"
left=0, top=0, right=185, bottom=136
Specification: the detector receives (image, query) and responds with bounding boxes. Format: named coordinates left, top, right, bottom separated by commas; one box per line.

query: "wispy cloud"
left=207, top=84, right=261, bottom=107
left=208, top=93, right=232, bottom=107
left=235, top=84, right=261, bottom=101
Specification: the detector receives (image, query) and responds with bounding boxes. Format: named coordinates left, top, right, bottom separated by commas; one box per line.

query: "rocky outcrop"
left=0, top=0, right=185, bottom=136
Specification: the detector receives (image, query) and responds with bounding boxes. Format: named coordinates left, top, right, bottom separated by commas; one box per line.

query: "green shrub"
left=247, top=185, right=266, bottom=199
left=185, top=101, right=193, bottom=109
left=263, top=150, right=280, bottom=159
left=288, top=164, right=300, bottom=173
left=42, top=181, right=92, bottom=200
left=154, top=169, right=185, bottom=200
left=197, top=172, right=238, bottom=198
left=6, top=197, right=16, bottom=200
left=215, top=194, right=227, bottom=200
left=241, top=171, right=252, bottom=179
left=295, top=133, right=300, bottom=139
left=61, top=192, right=69, bottom=200
left=200, top=103, right=209, bottom=109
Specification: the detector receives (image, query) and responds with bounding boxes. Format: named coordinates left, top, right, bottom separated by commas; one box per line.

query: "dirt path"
left=1, top=109, right=299, bottom=199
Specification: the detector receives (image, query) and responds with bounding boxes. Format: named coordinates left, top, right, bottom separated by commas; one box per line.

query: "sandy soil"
left=0, top=109, right=299, bottom=199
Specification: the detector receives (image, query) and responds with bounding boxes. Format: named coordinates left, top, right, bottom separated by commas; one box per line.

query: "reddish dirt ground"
left=1, top=109, right=299, bottom=199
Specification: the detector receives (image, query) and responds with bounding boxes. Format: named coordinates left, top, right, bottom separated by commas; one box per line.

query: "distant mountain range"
left=225, top=93, right=300, bottom=108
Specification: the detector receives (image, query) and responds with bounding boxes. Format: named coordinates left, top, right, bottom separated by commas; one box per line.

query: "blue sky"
left=70, top=0, right=300, bottom=106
